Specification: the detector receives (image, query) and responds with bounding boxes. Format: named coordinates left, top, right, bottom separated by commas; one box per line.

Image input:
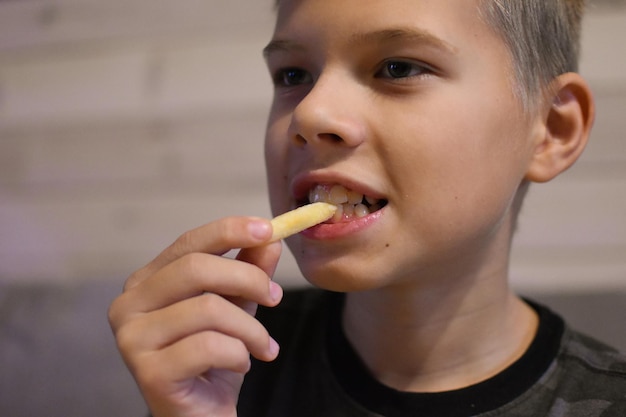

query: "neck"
left=342, top=274, right=538, bottom=393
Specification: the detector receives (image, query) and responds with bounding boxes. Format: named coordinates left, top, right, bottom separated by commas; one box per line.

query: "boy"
left=108, top=0, right=626, bottom=416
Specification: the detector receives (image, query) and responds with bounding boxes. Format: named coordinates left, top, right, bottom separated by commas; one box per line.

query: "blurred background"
left=0, top=0, right=624, bottom=416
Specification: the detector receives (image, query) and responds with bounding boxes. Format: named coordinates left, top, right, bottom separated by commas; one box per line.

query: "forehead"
left=268, top=0, right=515, bottom=86
left=273, top=0, right=493, bottom=46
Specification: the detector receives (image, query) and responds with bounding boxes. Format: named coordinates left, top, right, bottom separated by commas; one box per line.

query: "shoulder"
left=561, top=327, right=626, bottom=375
left=527, top=298, right=626, bottom=379
left=559, top=326, right=626, bottom=388
left=549, top=325, right=626, bottom=415
left=514, top=300, right=626, bottom=416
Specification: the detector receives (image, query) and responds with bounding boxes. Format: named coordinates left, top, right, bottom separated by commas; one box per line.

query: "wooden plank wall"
left=0, top=0, right=625, bottom=293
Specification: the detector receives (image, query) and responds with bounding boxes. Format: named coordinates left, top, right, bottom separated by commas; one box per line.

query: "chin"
left=297, top=258, right=389, bottom=293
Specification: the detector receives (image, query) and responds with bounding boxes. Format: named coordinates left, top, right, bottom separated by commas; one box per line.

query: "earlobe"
left=525, top=73, right=595, bottom=183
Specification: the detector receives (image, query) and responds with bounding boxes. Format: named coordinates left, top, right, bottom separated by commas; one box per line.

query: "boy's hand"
left=108, top=217, right=283, bottom=417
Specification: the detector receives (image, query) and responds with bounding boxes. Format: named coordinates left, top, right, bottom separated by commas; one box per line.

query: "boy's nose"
left=287, top=75, right=367, bottom=149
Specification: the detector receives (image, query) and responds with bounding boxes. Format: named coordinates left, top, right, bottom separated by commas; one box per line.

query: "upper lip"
left=291, top=170, right=387, bottom=204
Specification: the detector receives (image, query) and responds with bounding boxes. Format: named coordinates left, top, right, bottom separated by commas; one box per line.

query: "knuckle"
left=199, top=332, right=248, bottom=368
left=122, top=269, right=145, bottom=292
left=173, top=229, right=196, bottom=255
left=220, top=216, right=258, bottom=247
left=107, top=293, right=133, bottom=330
left=114, top=322, right=140, bottom=355
left=107, top=298, right=121, bottom=329
left=195, top=292, right=222, bottom=315
left=177, top=252, right=207, bottom=280
left=216, top=217, right=239, bottom=244
left=133, top=356, right=164, bottom=388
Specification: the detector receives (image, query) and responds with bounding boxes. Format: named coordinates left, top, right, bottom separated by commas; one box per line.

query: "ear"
left=525, top=72, right=595, bottom=183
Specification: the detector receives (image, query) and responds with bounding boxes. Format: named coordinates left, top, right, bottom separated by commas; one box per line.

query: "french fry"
left=269, top=202, right=338, bottom=242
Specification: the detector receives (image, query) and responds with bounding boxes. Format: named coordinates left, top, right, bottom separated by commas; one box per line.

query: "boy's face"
left=264, top=0, right=543, bottom=291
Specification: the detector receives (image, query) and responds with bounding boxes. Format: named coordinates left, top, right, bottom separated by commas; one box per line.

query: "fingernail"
left=248, top=220, right=271, bottom=240
left=269, top=281, right=282, bottom=303
left=269, top=337, right=280, bottom=358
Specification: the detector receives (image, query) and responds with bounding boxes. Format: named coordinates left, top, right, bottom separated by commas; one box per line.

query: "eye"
left=272, top=67, right=313, bottom=87
left=376, top=60, right=433, bottom=80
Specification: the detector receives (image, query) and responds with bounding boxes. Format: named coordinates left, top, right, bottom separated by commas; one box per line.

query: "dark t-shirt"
left=238, top=288, right=626, bottom=417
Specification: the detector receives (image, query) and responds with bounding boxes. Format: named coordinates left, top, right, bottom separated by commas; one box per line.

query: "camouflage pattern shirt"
left=239, top=289, right=626, bottom=417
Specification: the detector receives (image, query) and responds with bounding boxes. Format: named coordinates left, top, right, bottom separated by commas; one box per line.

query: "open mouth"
left=305, top=184, right=388, bottom=223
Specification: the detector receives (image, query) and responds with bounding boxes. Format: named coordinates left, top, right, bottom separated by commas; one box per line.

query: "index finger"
left=127, top=216, right=272, bottom=291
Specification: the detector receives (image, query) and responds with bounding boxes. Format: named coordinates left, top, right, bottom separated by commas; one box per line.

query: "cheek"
left=264, top=123, right=290, bottom=216
left=387, top=104, right=530, bottom=235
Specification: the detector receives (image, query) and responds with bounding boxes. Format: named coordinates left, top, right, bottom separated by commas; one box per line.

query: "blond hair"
left=479, top=0, right=586, bottom=109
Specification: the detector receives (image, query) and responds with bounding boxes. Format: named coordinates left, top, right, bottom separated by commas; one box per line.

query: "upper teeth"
left=308, top=184, right=383, bottom=222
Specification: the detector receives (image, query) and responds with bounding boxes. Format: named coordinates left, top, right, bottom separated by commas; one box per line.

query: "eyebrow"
left=263, top=39, right=300, bottom=59
left=263, top=27, right=458, bottom=59
left=350, top=28, right=458, bottom=54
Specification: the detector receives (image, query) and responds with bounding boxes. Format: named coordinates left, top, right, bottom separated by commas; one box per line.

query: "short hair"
left=478, top=0, right=586, bottom=110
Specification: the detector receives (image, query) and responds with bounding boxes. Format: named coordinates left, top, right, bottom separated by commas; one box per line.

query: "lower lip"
left=300, top=207, right=385, bottom=240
